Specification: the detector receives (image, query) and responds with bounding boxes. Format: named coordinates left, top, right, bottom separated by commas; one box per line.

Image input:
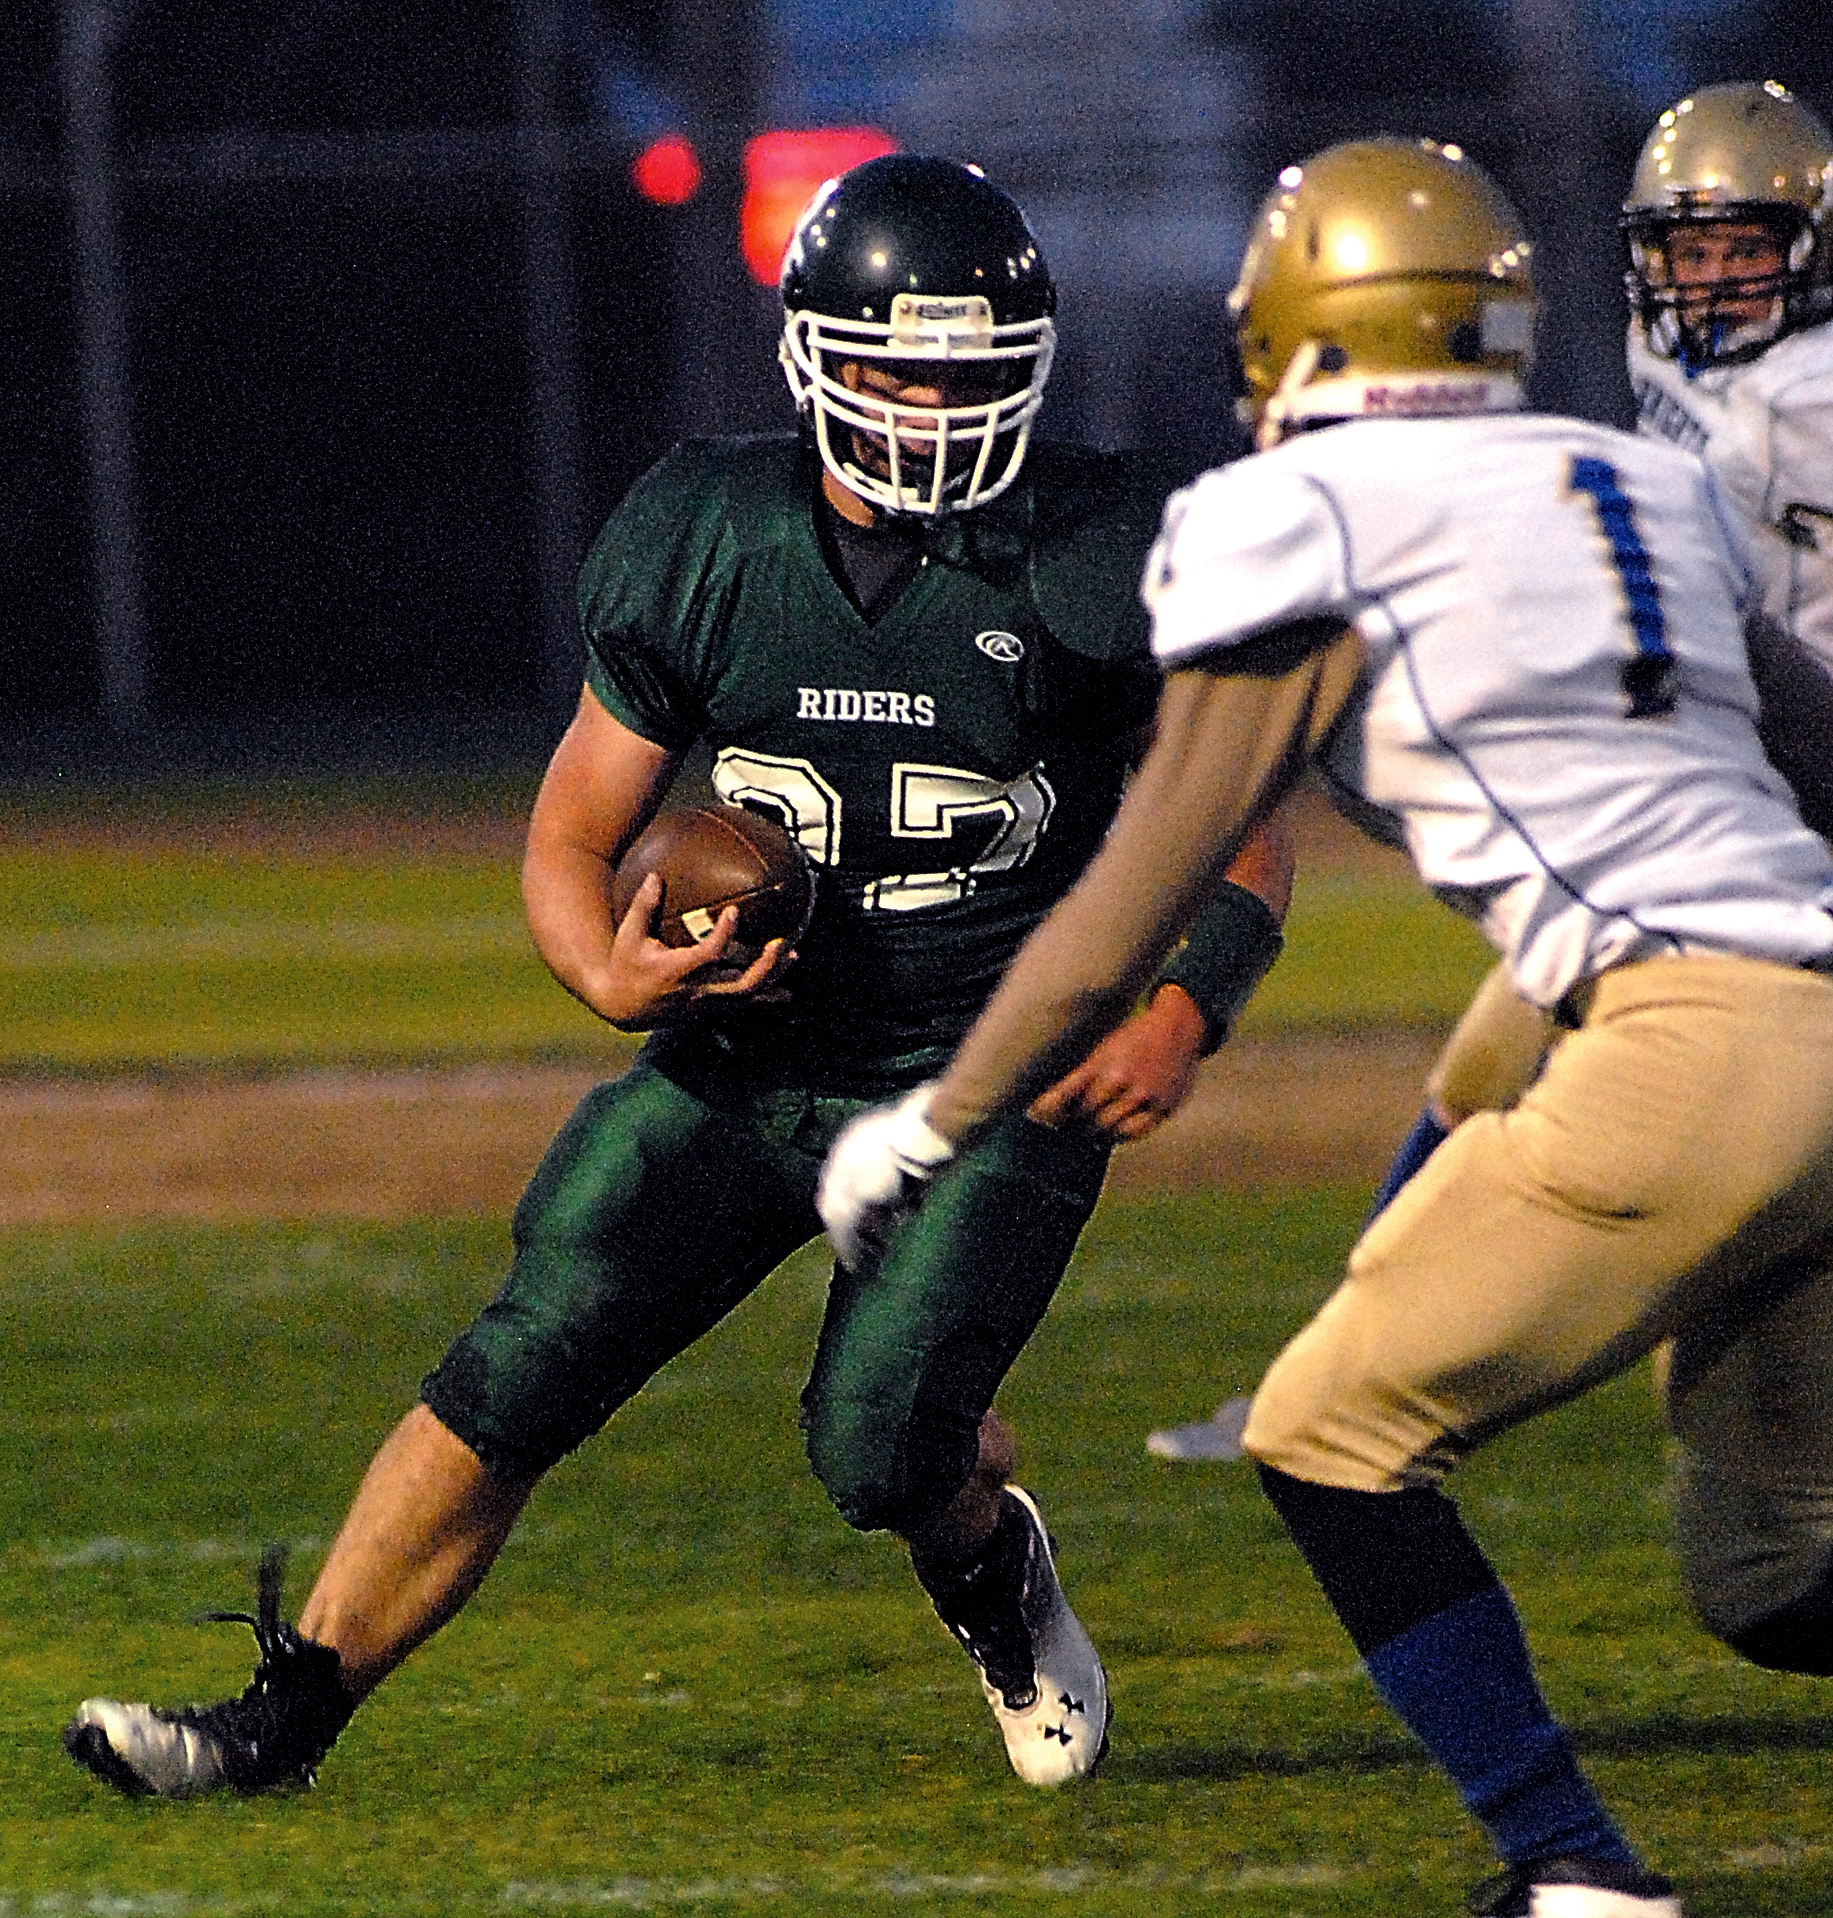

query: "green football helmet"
left=1623, top=80, right=1833, bottom=368
left=1230, top=137, right=1536, bottom=449
left=779, top=155, right=1057, bottom=516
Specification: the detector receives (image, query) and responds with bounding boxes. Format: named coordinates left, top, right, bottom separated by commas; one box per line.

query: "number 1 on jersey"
left=1569, top=454, right=1679, bottom=719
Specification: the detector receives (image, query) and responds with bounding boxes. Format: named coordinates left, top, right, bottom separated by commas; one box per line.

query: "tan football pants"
left=1243, top=952, right=1833, bottom=1641
left=1425, top=958, right=1557, bottom=1125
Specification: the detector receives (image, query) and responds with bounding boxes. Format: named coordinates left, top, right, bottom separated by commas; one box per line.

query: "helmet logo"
left=976, top=630, right=1024, bottom=662
left=1362, top=380, right=1496, bottom=416
left=890, top=292, right=994, bottom=345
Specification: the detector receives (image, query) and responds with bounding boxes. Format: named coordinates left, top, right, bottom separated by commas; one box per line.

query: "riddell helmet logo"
left=1361, top=382, right=1494, bottom=416
left=976, top=630, right=1024, bottom=662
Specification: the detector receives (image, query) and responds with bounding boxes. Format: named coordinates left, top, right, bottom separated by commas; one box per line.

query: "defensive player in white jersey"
left=817, top=137, right=1833, bottom=1917
left=1302, top=87, right=1833, bottom=1682
left=1152, top=86, right=1833, bottom=1468
left=1380, top=79, right=1833, bottom=1147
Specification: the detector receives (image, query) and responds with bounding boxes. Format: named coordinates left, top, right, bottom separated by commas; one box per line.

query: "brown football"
left=609, top=802, right=815, bottom=961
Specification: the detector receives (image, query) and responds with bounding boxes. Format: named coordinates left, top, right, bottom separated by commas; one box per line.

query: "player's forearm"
left=522, top=836, right=625, bottom=1013
left=1747, top=611, right=1833, bottom=841
left=928, top=630, right=1362, bottom=1144
left=519, top=687, right=684, bottom=1021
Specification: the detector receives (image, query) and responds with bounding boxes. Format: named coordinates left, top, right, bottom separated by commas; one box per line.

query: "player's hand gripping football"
left=818, top=1085, right=957, bottom=1271
left=600, top=871, right=796, bottom=1029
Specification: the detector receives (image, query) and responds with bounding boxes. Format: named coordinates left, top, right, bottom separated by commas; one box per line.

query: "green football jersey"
left=579, top=435, right=1182, bottom=1086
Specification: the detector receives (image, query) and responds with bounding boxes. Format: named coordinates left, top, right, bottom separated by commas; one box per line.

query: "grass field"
left=0, top=843, right=1493, bottom=1075
left=5, top=781, right=1828, bottom=1914
left=9, top=1199, right=1833, bottom=1916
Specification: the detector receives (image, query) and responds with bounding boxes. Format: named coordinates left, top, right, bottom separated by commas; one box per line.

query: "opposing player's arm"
left=523, top=685, right=789, bottom=1028
left=1746, top=612, right=1833, bottom=841
left=931, top=619, right=1364, bottom=1145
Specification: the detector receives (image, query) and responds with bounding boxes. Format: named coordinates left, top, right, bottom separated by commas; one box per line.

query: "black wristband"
left=1154, top=880, right=1284, bottom=1055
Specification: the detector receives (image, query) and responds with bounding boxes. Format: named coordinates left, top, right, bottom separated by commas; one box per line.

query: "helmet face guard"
left=1624, top=204, right=1819, bottom=368
left=778, top=154, right=1058, bottom=517
left=1622, top=81, right=1832, bottom=370
left=780, top=293, right=1055, bottom=515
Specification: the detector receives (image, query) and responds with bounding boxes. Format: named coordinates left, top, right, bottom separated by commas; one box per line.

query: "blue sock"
left=1365, top=1587, right=1639, bottom=1868
left=1366, top=1105, right=1449, bottom=1222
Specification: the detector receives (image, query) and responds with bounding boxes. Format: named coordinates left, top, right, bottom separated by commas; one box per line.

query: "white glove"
left=818, top=1084, right=957, bottom=1271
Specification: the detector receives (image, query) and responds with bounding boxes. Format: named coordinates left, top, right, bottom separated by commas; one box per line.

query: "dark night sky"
left=6, top=0, right=1830, bottom=766
left=6, top=4, right=676, bottom=758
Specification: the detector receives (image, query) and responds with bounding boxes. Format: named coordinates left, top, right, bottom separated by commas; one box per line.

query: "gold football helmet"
left=1230, top=137, right=1536, bottom=449
left=1623, top=80, right=1833, bottom=367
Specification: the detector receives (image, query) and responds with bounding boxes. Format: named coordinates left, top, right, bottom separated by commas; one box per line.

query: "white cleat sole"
left=64, top=1698, right=228, bottom=1798
left=1531, top=1891, right=1683, bottom=1918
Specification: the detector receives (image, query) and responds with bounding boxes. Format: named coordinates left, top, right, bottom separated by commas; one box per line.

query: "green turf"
left=1242, top=869, right=1494, bottom=1037
left=0, top=846, right=1491, bottom=1075
left=8, top=1196, right=1829, bottom=1914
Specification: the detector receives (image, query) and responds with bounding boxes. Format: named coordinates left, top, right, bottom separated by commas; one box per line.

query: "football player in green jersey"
left=65, top=155, right=1291, bottom=1800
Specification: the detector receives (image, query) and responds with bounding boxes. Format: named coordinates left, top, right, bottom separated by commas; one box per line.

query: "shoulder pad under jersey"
left=1020, top=443, right=1202, bottom=663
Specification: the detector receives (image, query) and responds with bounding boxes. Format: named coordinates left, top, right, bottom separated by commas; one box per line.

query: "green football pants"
left=420, top=1034, right=1109, bottom=1532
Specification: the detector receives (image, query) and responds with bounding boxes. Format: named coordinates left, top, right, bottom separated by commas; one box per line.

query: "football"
left=609, top=801, right=816, bottom=962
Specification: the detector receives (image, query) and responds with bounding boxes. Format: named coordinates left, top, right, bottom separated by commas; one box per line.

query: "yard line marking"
left=499, top=1862, right=1355, bottom=1906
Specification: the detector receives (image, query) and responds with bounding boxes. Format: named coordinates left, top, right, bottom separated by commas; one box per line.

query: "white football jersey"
left=1630, top=320, right=1833, bottom=673
left=1144, top=412, right=1833, bottom=1007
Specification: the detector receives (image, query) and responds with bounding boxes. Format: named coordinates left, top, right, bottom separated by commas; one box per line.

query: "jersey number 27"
left=712, top=748, right=1057, bottom=912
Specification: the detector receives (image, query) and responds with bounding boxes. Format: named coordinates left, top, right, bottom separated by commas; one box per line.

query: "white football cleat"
left=63, top=1547, right=352, bottom=1798
left=1467, top=1858, right=1683, bottom=1917
left=64, top=1697, right=230, bottom=1797
left=927, top=1484, right=1109, bottom=1787
left=1146, top=1396, right=1253, bottom=1462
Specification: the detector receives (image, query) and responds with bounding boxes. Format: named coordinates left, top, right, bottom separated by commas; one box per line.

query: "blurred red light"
left=740, top=127, right=899, bottom=285
left=632, top=134, right=702, bottom=207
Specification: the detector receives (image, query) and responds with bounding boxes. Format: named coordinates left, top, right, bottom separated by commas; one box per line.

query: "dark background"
left=5, top=1, right=1830, bottom=775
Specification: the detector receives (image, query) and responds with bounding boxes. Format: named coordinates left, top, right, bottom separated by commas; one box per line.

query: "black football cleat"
left=922, top=1485, right=1109, bottom=1787
left=64, top=1545, right=353, bottom=1798
left=1467, top=1855, right=1684, bottom=1917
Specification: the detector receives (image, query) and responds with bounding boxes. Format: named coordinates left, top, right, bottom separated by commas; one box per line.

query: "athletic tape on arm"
left=1153, top=882, right=1285, bottom=1055
left=929, top=622, right=1365, bottom=1142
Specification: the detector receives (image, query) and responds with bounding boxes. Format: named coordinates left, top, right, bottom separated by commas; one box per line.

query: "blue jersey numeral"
left=1569, top=455, right=1678, bottom=718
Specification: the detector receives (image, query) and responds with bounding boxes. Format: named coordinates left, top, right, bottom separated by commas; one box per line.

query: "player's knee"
left=803, top=1425, right=901, bottom=1531
left=1692, top=1553, right=1833, bottom=1676
left=419, top=1330, right=582, bottom=1485
left=418, top=1257, right=629, bottom=1484
left=1242, top=1341, right=1435, bottom=1494
left=1678, top=1493, right=1833, bottom=1674
left=1239, top=1358, right=1343, bottom=1485
left=803, top=1395, right=979, bottom=1534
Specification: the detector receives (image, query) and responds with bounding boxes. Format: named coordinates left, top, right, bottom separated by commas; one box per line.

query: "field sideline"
left=4, top=777, right=1830, bottom=1914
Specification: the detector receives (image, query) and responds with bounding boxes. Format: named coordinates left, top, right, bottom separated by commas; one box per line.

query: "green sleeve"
left=1154, top=880, right=1284, bottom=1054
left=1026, top=447, right=1195, bottom=663
left=575, top=444, right=726, bottom=751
